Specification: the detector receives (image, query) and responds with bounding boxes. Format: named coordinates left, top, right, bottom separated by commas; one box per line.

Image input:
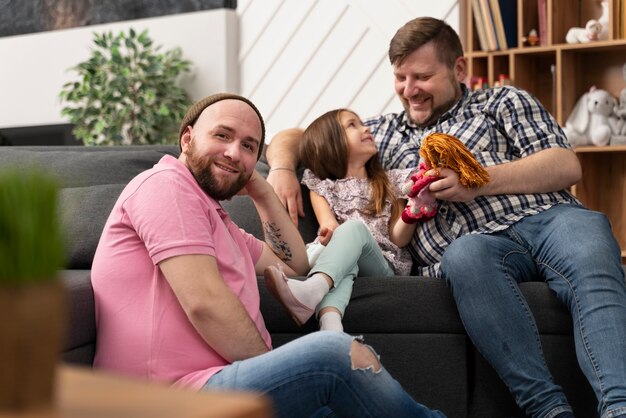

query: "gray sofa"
left=0, top=145, right=600, bottom=417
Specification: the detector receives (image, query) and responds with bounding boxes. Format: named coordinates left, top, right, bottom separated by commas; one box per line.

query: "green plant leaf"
left=59, top=28, right=192, bottom=145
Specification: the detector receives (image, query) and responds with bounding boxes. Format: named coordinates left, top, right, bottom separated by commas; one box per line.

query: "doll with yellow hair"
left=401, top=133, right=490, bottom=223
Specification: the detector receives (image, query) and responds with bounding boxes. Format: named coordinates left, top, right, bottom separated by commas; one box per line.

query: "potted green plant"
left=0, top=167, right=66, bottom=411
left=59, top=28, right=192, bottom=145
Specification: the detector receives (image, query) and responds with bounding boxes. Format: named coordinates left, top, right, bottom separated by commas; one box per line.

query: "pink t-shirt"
left=91, top=155, right=269, bottom=390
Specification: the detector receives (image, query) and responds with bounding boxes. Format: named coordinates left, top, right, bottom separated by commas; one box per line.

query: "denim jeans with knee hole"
left=204, top=331, right=446, bottom=418
left=440, top=204, right=626, bottom=418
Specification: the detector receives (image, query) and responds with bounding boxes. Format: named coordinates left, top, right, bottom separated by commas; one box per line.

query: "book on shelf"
left=489, top=0, right=508, bottom=49
left=618, top=0, right=623, bottom=38
left=537, top=0, right=548, bottom=46
left=616, top=0, right=620, bottom=39
left=479, top=0, right=499, bottom=50
left=622, top=0, right=626, bottom=38
left=497, top=0, right=518, bottom=48
left=472, top=0, right=489, bottom=51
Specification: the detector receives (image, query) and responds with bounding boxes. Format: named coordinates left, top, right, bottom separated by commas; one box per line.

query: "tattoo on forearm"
left=263, top=221, right=293, bottom=261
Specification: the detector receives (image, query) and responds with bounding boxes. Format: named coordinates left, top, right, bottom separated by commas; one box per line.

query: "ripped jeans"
left=203, top=331, right=445, bottom=418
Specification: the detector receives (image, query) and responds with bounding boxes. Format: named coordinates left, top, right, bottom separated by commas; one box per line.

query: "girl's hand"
left=318, top=223, right=338, bottom=246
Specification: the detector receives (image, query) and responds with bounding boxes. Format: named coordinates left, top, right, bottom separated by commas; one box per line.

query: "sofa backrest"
left=0, top=146, right=180, bottom=269
left=0, top=145, right=319, bottom=269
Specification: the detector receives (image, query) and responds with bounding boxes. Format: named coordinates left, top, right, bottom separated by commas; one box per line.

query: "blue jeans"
left=204, top=331, right=445, bottom=418
left=440, top=204, right=626, bottom=418
left=308, top=220, right=395, bottom=316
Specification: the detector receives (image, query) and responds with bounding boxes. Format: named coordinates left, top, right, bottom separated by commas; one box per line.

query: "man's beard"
left=405, top=99, right=454, bottom=128
left=186, top=147, right=249, bottom=201
left=405, top=81, right=462, bottom=128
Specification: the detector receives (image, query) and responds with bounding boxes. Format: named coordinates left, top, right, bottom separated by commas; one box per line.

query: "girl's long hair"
left=299, top=109, right=400, bottom=218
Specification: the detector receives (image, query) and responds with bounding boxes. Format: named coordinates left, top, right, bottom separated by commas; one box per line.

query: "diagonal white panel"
left=248, top=1, right=347, bottom=121
left=269, top=4, right=371, bottom=130
left=238, top=0, right=284, bottom=61
left=237, top=0, right=460, bottom=141
left=239, top=0, right=317, bottom=96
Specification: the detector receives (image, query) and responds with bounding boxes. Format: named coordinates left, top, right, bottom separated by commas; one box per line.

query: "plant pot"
left=0, top=279, right=66, bottom=411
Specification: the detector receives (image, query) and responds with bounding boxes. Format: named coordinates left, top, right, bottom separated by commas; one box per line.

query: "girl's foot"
left=319, top=311, right=343, bottom=331
left=263, top=266, right=329, bottom=326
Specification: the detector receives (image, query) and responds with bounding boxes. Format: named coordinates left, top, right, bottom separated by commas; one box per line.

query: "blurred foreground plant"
left=0, top=167, right=65, bottom=285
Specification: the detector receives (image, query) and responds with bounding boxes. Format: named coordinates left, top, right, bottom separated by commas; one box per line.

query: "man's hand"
left=428, top=168, right=481, bottom=202
left=266, top=169, right=304, bottom=226
left=239, top=170, right=266, bottom=198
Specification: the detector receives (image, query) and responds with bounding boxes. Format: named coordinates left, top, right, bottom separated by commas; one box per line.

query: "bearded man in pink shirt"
left=91, top=93, right=444, bottom=418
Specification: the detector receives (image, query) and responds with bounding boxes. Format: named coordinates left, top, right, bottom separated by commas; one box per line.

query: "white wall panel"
left=0, top=9, right=237, bottom=129
left=0, top=1, right=460, bottom=137
left=237, top=0, right=460, bottom=142
left=247, top=1, right=347, bottom=122
left=302, top=31, right=387, bottom=125
left=239, top=0, right=316, bottom=97
left=271, top=5, right=370, bottom=129
left=238, top=0, right=283, bottom=59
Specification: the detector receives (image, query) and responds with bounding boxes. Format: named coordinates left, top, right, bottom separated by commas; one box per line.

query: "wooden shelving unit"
left=461, top=0, right=626, bottom=262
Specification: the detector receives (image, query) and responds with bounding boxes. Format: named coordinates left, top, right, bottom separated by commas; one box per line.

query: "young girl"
left=264, top=108, right=419, bottom=331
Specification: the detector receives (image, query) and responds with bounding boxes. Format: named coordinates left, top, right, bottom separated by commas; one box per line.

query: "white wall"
left=237, top=0, right=460, bottom=141
left=0, top=9, right=237, bottom=129
left=0, top=1, right=461, bottom=140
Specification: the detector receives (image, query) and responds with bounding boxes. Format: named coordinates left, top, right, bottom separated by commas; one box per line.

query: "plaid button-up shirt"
left=365, top=85, right=581, bottom=277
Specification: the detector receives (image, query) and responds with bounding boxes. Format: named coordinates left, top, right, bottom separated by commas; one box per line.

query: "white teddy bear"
left=598, top=0, right=610, bottom=41
left=563, top=87, right=616, bottom=147
left=565, top=19, right=603, bottom=44
left=612, top=88, right=626, bottom=137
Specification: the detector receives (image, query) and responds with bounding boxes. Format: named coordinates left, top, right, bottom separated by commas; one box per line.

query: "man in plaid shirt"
left=266, top=16, right=626, bottom=418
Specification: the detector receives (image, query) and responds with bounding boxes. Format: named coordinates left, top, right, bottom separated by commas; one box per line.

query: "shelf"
left=469, top=38, right=626, bottom=55
left=575, top=145, right=626, bottom=153
left=463, top=0, right=626, bottom=262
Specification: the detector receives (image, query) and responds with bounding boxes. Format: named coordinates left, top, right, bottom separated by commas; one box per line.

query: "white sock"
left=319, top=311, right=343, bottom=331
left=287, top=273, right=330, bottom=310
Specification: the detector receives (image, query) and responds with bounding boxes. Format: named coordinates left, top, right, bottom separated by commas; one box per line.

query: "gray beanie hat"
left=178, top=93, right=265, bottom=159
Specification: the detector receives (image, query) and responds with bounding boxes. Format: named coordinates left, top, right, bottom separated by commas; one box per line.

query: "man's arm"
left=242, top=171, right=309, bottom=276
left=159, top=254, right=269, bottom=362
left=429, top=148, right=582, bottom=202
left=265, top=128, right=304, bottom=225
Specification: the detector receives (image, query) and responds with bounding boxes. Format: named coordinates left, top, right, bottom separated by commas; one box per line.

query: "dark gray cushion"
left=60, top=184, right=125, bottom=269
left=0, top=145, right=179, bottom=187
left=61, top=269, right=95, bottom=365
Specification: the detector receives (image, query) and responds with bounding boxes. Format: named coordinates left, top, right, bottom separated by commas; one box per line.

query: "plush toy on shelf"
left=598, top=0, right=610, bottom=41
left=523, top=29, right=540, bottom=46
left=400, top=133, right=490, bottom=224
left=565, top=19, right=603, bottom=44
left=610, top=63, right=626, bottom=143
left=563, top=87, right=616, bottom=147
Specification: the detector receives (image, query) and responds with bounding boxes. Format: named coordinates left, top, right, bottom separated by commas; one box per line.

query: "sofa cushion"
left=0, top=146, right=179, bottom=187
left=0, top=146, right=180, bottom=268
left=60, top=184, right=125, bottom=269
left=61, top=270, right=96, bottom=366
